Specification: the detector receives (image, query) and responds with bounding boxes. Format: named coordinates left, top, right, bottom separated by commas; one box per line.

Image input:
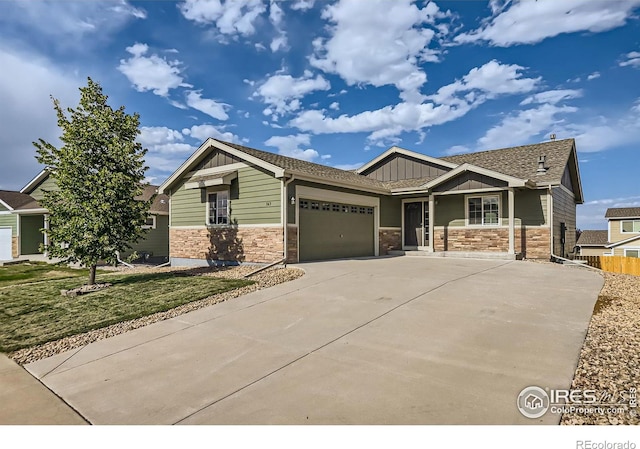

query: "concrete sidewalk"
left=0, top=353, right=87, bottom=425
left=22, top=257, right=603, bottom=425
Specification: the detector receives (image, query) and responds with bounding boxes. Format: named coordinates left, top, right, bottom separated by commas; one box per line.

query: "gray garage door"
left=299, top=199, right=374, bottom=261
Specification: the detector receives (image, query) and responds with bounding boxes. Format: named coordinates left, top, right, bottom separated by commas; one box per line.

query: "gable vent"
left=537, top=155, right=547, bottom=174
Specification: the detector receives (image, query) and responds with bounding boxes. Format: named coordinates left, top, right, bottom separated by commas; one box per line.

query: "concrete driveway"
left=25, top=257, right=603, bottom=424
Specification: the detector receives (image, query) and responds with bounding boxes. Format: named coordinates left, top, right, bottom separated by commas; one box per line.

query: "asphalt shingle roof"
left=576, top=230, right=609, bottom=246
left=217, top=140, right=388, bottom=191
left=605, top=207, right=640, bottom=218
left=137, top=185, right=169, bottom=215
left=0, top=190, right=41, bottom=210
left=441, top=139, right=575, bottom=184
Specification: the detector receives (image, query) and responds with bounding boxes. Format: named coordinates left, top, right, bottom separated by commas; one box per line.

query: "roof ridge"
left=441, top=138, right=574, bottom=160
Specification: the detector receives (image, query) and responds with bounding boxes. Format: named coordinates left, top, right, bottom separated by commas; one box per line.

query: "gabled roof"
left=136, top=185, right=169, bottom=215
left=20, top=169, right=49, bottom=194
left=576, top=230, right=608, bottom=247
left=159, top=138, right=389, bottom=194
left=605, top=207, right=640, bottom=219
left=356, top=146, right=457, bottom=174
left=0, top=190, right=41, bottom=211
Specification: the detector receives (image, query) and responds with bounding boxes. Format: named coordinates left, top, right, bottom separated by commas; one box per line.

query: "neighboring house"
left=0, top=170, right=169, bottom=262
left=576, top=208, right=640, bottom=258
left=576, top=230, right=609, bottom=256
left=159, top=138, right=583, bottom=266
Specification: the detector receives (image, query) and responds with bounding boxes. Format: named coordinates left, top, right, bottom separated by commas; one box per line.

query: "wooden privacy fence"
left=575, top=255, right=640, bottom=276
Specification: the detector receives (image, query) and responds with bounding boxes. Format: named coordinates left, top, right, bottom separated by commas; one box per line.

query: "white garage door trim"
left=0, top=227, right=12, bottom=261
left=295, top=185, right=380, bottom=260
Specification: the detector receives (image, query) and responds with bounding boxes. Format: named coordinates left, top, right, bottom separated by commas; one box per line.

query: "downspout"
left=282, top=175, right=295, bottom=265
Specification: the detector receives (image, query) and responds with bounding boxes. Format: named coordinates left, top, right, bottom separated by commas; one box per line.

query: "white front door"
left=0, top=227, right=12, bottom=260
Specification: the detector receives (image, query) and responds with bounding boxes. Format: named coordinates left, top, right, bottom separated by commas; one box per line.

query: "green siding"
left=29, top=175, right=59, bottom=201
left=122, top=214, right=169, bottom=258
left=0, top=214, right=17, bottom=236
left=434, top=189, right=548, bottom=227
left=380, top=196, right=401, bottom=227
left=0, top=203, right=8, bottom=212
left=20, top=214, right=45, bottom=254
left=170, top=164, right=281, bottom=226
left=230, top=167, right=281, bottom=224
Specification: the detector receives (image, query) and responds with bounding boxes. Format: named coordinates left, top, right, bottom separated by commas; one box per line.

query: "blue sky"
left=0, top=0, right=639, bottom=229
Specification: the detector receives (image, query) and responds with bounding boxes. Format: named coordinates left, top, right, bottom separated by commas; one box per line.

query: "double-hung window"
left=467, top=195, right=500, bottom=226
left=621, top=220, right=640, bottom=233
left=208, top=191, right=229, bottom=225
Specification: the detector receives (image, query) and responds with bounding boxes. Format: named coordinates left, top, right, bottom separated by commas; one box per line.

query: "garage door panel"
left=0, top=227, right=12, bottom=261
left=299, top=200, right=374, bottom=262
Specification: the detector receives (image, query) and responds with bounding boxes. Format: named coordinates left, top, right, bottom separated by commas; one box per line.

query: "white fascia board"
left=421, top=163, right=527, bottom=189
left=356, top=146, right=458, bottom=174
left=20, top=169, right=49, bottom=193
left=0, top=199, right=14, bottom=211
left=606, top=234, right=640, bottom=248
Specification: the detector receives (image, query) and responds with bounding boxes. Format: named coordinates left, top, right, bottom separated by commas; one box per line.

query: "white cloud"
left=444, top=145, right=470, bottom=156
left=520, top=89, right=582, bottom=106
left=254, top=70, right=330, bottom=118
left=329, top=102, right=340, bottom=110
left=291, top=60, right=540, bottom=144
left=477, top=104, right=578, bottom=150
left=264, top=134, right=320, bottom=161
left=0, top=45, right=80, bottom=190
left=185, top=91, right=229, bottom=120
left=139, top=126, right=184, bottom=146
left=0, top=0, right=146, bottom=46
left=310, top=0, right=450, bottom=102
left=118, top=43, right=191, bottom=97
left=179, top=0, right=266, bottom=37
left=455, top=0, right=640, bottom=47
left=620, top=50, right=640, bottom=68
left=182, top=124, right=239, bottom=143
left=269, top=0, right=288, bottom=52
left=333, top=162, right=364, bottom=171
left=579, top=195, right=640, bottom=229
left=587, top=72, right=601, bottom=80
left=291, top=0, right=315, bottom=11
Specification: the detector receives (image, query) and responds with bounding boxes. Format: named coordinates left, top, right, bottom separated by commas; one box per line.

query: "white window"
left=208, top=191, right=229, bottom=225
left=141, top=215, right=156, bottom=229
left=467, top=195, right=500, bottom=226
left=621, top=220, right=640, bottom=233
left=624, top=249, right=640, bottom=258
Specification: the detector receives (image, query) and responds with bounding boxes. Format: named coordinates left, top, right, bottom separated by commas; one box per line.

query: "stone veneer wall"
left=170, top=226, right=284, bottom=263
left=379, top=229, right=401, bottom=255
left=433, top=226, right=550, bottom=259
left=286, top=225, right=298, bottom=263
left=12, top=236, right=18, bottom=258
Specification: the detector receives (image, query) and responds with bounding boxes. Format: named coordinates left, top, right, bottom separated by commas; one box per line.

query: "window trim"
left=141, top=215, right=156, bottom=230
left=623, top=248, right=640, bottom=258
left=620, top=219, right=640, bottom=234
left=206, top=189, right=230, bottom=226
left=465, top=194, right=502, bottom=227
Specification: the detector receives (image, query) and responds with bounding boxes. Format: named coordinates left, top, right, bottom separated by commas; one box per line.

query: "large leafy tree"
left=34, top=78, right=151, bottom=285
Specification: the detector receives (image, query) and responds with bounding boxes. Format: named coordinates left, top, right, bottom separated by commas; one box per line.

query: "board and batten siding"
left=434, top=189, right=548, bottom=227
left=0, top=214, right=17, bottom=235
left=171, top=165, right=281, bottom=226
left=363, top=154, right=450, bottom=182
left=551, top=186, right=577, bottom=258
left=28, top=175, right=59, bottom=201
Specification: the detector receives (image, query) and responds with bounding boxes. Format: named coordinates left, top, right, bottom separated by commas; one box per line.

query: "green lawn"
left=0, top=262, right=90, bottom=288
left=0, top=269, right=253, bottom=352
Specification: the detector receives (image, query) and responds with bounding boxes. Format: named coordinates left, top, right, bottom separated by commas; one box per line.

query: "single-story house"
left=158, top=138, right=583, bottom=266
left=0, top=170, right=169, bottom=262
left=577, top=207, right=640, bottom=257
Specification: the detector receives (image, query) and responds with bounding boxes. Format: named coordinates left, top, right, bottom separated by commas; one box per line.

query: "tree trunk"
left=89, top=264, right=97, bottom=285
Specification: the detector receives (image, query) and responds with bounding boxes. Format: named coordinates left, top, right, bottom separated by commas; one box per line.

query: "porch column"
left=428, top=194, right=435, bottom=252
left=44, top=214, right=49, bottom=257
left=508, top=188, right=515, bottom=255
